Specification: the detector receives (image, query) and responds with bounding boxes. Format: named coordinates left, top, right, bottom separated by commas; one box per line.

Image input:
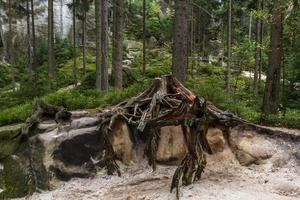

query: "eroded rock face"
left=110, top=120, right=134, bottom=165
left=230, top=128, right=276, bottom=166
left=207, top=128, right=226, bottom=153
left=156, top=126, right=188, bottom=164
left=53, top=126, right=104, bottom=166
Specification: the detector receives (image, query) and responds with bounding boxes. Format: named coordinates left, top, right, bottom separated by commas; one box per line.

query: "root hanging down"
left=95, top=75, right=215, bottom=197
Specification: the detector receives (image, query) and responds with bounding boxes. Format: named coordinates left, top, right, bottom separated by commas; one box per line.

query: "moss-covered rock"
left=0, top=124, right=23, bottom=159
left=1, top=154, right=32, bottom=198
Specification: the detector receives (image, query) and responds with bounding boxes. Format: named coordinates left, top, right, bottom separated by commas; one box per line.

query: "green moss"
left=1, top=154, right=32, bottom=198
left=0, top=104, right=32, bottom=126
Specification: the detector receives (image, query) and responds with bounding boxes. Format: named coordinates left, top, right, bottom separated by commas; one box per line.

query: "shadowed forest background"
left=0, top=0, right=299, bottom=128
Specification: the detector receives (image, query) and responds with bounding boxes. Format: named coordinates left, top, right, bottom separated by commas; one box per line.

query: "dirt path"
left=20, top=144, right=300, bottom=200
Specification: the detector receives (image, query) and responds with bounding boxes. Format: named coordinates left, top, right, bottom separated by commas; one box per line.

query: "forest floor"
left=17, top=130, right=300, bottom=200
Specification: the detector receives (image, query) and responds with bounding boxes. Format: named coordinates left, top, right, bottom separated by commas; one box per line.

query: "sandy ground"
left=19, top=136, right=300, bottom=200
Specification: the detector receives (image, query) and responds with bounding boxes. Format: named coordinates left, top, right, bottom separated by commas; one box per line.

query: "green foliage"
left=125, top=0, right=173, bottom=44
left=54, top=38, right=73, bottom=65
left=0, top=64, right=12, bottom=88
left=0, top=104, right=31, bottom=126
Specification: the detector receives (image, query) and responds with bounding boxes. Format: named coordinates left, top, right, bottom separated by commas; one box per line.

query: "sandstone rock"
left=110, top=120, right=134, bottom=165
left=207, top=128, right=225, bottom=153
left=37, top=120, right=58, bottom=133
left=156, top=126, right=188, bottom=164
left=271, top=152, right=291, bottom=168
left=230, top=128, right=276, bottom=166
left=53, top=126, right=104, bottom=166
left=70, top=117, right=99, bottom=129
left=235, top=150, right=256, bottom=166
left=0, top=124, right=22, bottom=160
left=70, top=110, right=90, bottom=118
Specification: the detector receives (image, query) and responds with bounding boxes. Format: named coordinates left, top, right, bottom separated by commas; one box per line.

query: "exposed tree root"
left=93, top=75, right=215, bottom=197
left=17, top=75, right=298, bottom=199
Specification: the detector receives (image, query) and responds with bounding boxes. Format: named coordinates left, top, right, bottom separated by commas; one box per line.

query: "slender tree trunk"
left=142, top=0, right=146, bottom=75
left=262, top=0, right=284, bottom=114
left=48, top=0, right=55, bottom=79
left=8, top=0, right=16, bottom=92
left=60, top=0, right=64, bottom=36
left=0, top=18, right=6, bottom=63
left=95, top=0, right=101, bottom=91
left=26, top=0, right=32, bottom=81
left=101, top=0, right=109, bottom=91
left=112, top=0, right=124, bottom=89
left=172, top=0, right=188, bottom=84
left=190, top=5, right=194, bottom=79
left=31, top=0, right=37, bottom=77
left=254, top=0, right=262, bottom=95
left=248, top=14, right=252, bottom=40
left=72, top=0, right=77, bottom=85
left=259, top=0, right=264, bottom=83
left=202, top=29, right=205, bottom=58
left=226, top=0, right=232, bottom=93
left=82, top=10, right=87, bottom=75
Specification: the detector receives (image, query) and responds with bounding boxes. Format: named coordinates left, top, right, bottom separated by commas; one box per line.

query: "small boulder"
left=110, top=120, right=134, bottom=165
left=271, top=151, right=291, bottom=168
left=156, top=126, right=188, bottom=164
left=230, top=128, right=276, bottom=166
left=207, top=128, right=226, bottom=153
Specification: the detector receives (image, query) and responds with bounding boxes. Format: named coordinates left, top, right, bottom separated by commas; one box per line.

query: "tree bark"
left=259, top=0, right=264, bottom=83
left=226, top=0, right=232, bottom=93
left=82, top=9, right=87, bottom=75
left=31, top=0, right=37, bottom=78
left=48, top=0, right=55, bottom=79
left=254, top=0, right=262, bottom=95
left=95, top=0, right=101, bottom=91
left=72, top=0, right=78, bottom=85
left=262, top=0, right=284, bottom=114
left=112, top=0, right=124, bottom=89
left=142, top=0, right=146, bottom=75
left=101, top=0, right=109, bottom=91
left=60, top=0, right=64, bottom=37
left=190, top=5, right=194, bottom=79
left=172, top=0, right=188, bottom=84
left=26, top=0, right=32, bottom=81
left=8, top=0, right=16, bottom=92
left=0, top=18, right=6, bottom=63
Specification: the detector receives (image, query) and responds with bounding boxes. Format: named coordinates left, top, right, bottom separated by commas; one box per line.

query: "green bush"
left=0, top=104, right=32, bottom=126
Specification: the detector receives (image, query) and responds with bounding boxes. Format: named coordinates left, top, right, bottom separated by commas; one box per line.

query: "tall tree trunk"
left=0, top=18, right=6, bottom=63
left=172, top=0, right=188, bottom=84
left=60, top=0, right=64, bottom=36
left=112, top=0, right=124, bottom=89
left=101, top=0, right=109, bottom=91
left=72, top=0, right=77, bottom=85
left=95, top=0, right=102, bottom=91
left=248, top=14, right=252, bottom=39
left=226, top=0, right=232, bottom=93
left=254, top=0, right=262, bottom=95
left=142, top=0, right=146, bottom=75
left=31, top=0, right=37, bottom=78
left=82, top=10, right=87, bottom=75
left=26, top=0, right=32, bottom=81
left=262, top=0, right=284, bottom=114
left=259, top=0, right=264, bottom=83
left=190, top=5, right=194, bottom=79
left=8, top=0, right=16, bottom=92
left=48, top=0, right=55, bottom=78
